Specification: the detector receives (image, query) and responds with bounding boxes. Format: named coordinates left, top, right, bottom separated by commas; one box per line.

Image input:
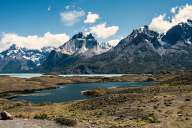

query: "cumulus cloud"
left=65, top=5, right=79, bottom=10
left=84, top=12, right=100, bottom=24
left=48, top=5, right=52, bottom=11
left=0, top=32, right=70, bottom=51
left=65, top=5, right=71, bottom=10
left=60, top=10, right=85, bottom=26
left=171, top=7, right=178, bottom=14
left=149, top=4, right=192, bottom=33
left=107, top=39, right=120, bottom=47
left=87, top=23, right=119, bottom=39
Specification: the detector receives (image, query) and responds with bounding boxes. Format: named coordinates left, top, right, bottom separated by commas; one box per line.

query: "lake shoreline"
left=0, top=74, right=155, bottom=99
left=0, top=71, right=192, bottom=128
left=10, top=81, right=152, bottom=103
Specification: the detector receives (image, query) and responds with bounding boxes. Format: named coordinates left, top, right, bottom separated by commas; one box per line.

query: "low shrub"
left=33, top=113, right=49, bottom=120
left=143, top=113, right=160, bottom=123
left=55, top=117, right=77, bottom=126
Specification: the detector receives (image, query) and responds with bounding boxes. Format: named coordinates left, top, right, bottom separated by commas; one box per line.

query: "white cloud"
left=149, top=4, right=192, bottom=33
left=48, top=5, right=51, bottom=11
left=107, top=39, right=120, bottom=47
left=65, top=5, right=70, bottom=10
left=87, top=23, right=119, bottom=39
left=60, top=10, right=85, bottom=26
left=65, top=5, right=78, bottom=10
left=149, top=14, right=172, bottom=33
left=171, top=7, right=178, bottom=14
left=84, top=12, right=100, bottom=24
left=0, top=32, right=70, bottom=51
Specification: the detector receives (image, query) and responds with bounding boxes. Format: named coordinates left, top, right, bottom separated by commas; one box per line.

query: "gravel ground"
left=0, top=119, right=69, bottom=128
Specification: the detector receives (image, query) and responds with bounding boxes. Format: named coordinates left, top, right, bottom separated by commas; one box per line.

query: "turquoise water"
left=11, top=82, right=149, bottom=103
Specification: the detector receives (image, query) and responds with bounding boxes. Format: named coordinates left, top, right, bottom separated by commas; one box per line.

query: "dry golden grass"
left=0, top=71, right=192, bottom=128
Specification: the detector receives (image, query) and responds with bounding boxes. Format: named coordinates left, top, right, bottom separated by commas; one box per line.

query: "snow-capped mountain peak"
left=162, top=20, right=192, bottom=46
left=0, top=44, right=53, bottom=66
left=58, top=32, right=110, bottom=57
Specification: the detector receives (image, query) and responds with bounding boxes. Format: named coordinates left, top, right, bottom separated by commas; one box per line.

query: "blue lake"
left=11, top=82, right=149, bottom=103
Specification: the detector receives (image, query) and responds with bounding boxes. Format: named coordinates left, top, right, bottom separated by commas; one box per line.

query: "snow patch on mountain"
left=57, top=32, right=111, bottom=57
left=0, top=44, right=53, bottom=66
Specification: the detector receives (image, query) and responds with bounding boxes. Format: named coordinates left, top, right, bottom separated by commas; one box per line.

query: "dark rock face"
left=85, top=33, right=98, bottom=49
left=1, top=59, right=36, bottom=73
left=58, top=32, right=107, bottom=57
left=40, top=50, right=78, bottom=72
left=162, top=20, right=192, bottom=46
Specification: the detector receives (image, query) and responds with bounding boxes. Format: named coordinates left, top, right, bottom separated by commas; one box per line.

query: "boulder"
left=0, top=111, right=13, bottom=120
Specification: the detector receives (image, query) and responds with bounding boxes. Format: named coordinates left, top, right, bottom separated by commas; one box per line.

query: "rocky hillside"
left=58, top=32, right=109, bottom=57
left=40, top=32, right=110, bottom=72
left=61, top=21, right=192, bottom=74
left=1, top=20, right=192, bottom=73
left=0, top=44, right=53, bottom=73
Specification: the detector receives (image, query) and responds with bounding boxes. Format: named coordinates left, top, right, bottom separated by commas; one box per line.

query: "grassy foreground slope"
left=0, top=71, right=192, bottom=128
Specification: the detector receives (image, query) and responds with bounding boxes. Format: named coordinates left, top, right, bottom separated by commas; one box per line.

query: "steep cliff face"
left=58, top=32, right=108, bottom=57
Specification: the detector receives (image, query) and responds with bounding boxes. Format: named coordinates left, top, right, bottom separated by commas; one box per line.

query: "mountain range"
left=0, top=44, right=55, bottom=72
left=1, top=20, right=192, bottom=73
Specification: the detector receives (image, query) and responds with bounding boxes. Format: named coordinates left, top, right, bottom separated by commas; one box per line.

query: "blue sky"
left=0, top=0, right=192, bottom=50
